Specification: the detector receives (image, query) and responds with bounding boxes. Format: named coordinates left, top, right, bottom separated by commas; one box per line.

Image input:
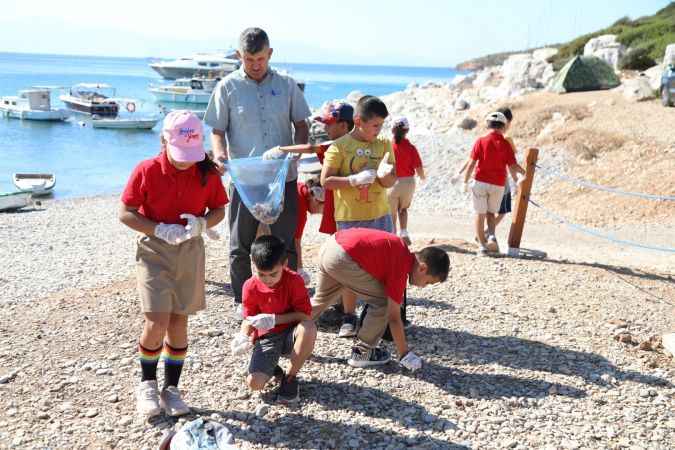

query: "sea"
left=0, top=52, right=462, bottom=198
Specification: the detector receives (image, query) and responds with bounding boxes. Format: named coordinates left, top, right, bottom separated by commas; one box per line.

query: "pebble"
left=106, top=393, right=119, bottom=403
left=96, top=368, right=113, bottom=376
left=83, top=408, right=98, bottom=418
left=254, top=404, right=269, bottom=418
left=118, top=416, right=133, bottom=427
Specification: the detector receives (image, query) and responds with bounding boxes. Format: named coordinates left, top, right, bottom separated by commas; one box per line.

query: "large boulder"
left=665, top=43, right=675, bottom=66
left=497, top=53, right=556, bottom=97
left=642, top=64, right=664, bottom=91
left=583, top=35, right=626, bottom=70
left=622, top=76, right=656, bottom=102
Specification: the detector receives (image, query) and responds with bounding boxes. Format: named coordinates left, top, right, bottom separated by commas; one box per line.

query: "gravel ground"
left=1, top=195, right=674, bottom=450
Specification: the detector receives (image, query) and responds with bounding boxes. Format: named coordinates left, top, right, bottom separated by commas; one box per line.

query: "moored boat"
left=59, top=83, right=119, bottom=116
left=13, top=173, right=56, bottom=196
left=0, top=89, right=68, bottom=121
left=0, top=192, right=32, bottom=212
left=149, top=77, right=219, bottom=104
left=149, top=51, right=239, bottom=80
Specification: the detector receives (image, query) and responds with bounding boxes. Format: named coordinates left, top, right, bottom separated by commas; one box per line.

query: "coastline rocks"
left=622, top=76, right=656, bottom=102
left=532, top=47, right=559, bottom=61
left=583, top=35, right=626, bottom=70
left=642, top=64, right=664, bottom=91
left=664, top=43, right=675, bottom=66
left=457, top=117, right=478, bottom=130
left=454, top=98, right=470, bottom=111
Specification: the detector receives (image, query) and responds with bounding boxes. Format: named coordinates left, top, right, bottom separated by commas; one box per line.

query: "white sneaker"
left=486, top=235, right=499, bottom=253
left=233, top=304, right=244, bottom=320
left=136, top=380, right=161, bottom=418
left=159, top=386, right=190, bottom=417
left=399, top=229, right=412, bottom=246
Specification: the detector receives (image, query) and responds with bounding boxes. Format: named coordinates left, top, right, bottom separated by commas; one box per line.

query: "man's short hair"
left=417, top=247, right=450, bottom=282
left=251, top=235, right=287, bottom=271
left=356, top=95, right=389, bottom=122
left=239, top=27, right=270, bottom=54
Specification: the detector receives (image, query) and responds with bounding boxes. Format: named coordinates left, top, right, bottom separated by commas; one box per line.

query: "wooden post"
left=507, top=148, right=539, bottom=257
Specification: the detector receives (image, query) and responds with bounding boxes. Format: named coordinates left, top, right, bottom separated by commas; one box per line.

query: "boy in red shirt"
left=240, top=235, right=317, bottom=403
left=388, top=116, right=425, bottom=244
left=120, top=111, right=228, bottom=418
left=311, top=228, right=450, bottom=369
left=462, top=111, right=525, bottom=256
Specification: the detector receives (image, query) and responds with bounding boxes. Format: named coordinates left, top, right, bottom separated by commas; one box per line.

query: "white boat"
left=0, top=89, right=68, bottom=121
left=149, top=51, right=240, bottom=80
left=149, top=77, right=219, bottom=104
left=92, top=117, right=159, bottom=129
left=59, top=83, right=119, bottom=116
left=13, top=173, right=56, bottom=196
left=0, top=192, right=32, bottom=212
left=90, top=98, right=160, bottom=130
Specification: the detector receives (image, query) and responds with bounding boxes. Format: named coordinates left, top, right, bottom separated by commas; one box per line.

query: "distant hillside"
left=456, top=2, right=675, bottom=71
left=550, top=2, right=675, bottom=69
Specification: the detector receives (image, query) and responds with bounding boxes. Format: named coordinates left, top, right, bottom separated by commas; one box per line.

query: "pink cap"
left=162, top=110, right=206, bottom=163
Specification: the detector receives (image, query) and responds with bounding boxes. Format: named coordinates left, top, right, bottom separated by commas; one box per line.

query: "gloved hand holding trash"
left=180, top=214, right=220, bottom=240
left=248, top=313, right=276, bottom=331
left=348, top=169, right=377, bottom=187
left=376, top=152, right=395, bottom=180
left=230, top=332, right=253, bottom=356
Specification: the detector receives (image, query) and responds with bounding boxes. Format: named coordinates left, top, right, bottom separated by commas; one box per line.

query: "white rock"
left=642, top=64, right=664, bottom=91
left=254, top=404, right=269, bottom=418
left=84, top=408, right=98, bottom=418
left=583, top=35, right=626, bottom=70
left=623, top=76, right=655, bottom=102
left=664, top=43, right=675, bottom=66
left=532, top=48, right=558, bottom=61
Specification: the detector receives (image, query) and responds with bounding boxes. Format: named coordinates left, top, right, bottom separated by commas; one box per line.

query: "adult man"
left=204, top=27, right=311, bottom=309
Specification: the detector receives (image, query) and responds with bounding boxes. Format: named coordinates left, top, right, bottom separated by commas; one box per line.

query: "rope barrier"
left=528, top=199, right=675, bottom=254
left=535, top=164, right=675, bottom=201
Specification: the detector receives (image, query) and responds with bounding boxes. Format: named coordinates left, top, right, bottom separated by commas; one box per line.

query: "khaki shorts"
left=136, top=235, right=206, bottom=315
left=388, top=177, right=416, bottom=211
left=471, top=180, right=505, bottom=214
left=312, top=237, right=389, bottom=347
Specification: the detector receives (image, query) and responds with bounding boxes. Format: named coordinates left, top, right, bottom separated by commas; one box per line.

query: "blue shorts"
left=336, top=214, right=394, bottom=233
left=498, top=190, right=512, bottom=214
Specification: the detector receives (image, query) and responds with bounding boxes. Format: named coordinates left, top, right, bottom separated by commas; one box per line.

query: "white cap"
left=392, top=116, right=409, bottom=129
left=485, top=111, right=507, bottom=124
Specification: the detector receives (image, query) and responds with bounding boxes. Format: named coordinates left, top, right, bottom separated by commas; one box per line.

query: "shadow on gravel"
left=189, top=409, right=468, bottom=449
left=408, top=296, right=457, bottom=312
left=430, top=243, right=475, bottom=256
left=205, top=280, right=234, bottom=298
left=413, top=326, right=671, bottom=390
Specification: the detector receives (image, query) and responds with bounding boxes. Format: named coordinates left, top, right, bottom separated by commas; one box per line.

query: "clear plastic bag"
left=226, top=156, right=291, bottom=225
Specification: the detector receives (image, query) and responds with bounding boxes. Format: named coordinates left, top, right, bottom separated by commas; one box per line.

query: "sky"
left=0, top=0, right=671, bottom=67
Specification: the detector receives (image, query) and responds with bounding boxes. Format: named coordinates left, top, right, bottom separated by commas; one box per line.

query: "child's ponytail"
left=197, top=155, right=218, bottom=186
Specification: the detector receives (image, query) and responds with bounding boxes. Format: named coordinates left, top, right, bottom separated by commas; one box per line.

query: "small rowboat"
left=91, top=117, right=159, bottom=129
left=0, top=191, right=32, bottom=212
left=13, top=173, right=56, bottom=196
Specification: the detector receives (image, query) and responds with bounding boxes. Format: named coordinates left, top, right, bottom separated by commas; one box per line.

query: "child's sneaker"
left=348, top=344, right=391, bottom=368
left=136, top=380, right=161, bottom=418
left=159, top=386, right=190, bottom=417
left=399, top=229, right=412, bottom=246
left=338, top=314, right=358, bottom=338
left=486, top=235, right=499, bottom=253
left=276, top=375, right=299, bottom=404
left=476, top=245, right=489, bottom=257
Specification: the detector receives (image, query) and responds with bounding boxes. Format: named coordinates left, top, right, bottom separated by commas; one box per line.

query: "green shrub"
left=619, top=48, right=657, bottom=70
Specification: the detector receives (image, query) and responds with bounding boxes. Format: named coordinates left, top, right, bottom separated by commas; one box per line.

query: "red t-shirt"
left=242, top=268, right=311, bottom=339
left=319, top=190, right=336, bottom=235
left=393, top=138, right=422, bottom=177
left=335, top=228, right=415, bottom=304
left=295, top=182, right=310, bottom=239
left=121, top=151, right=228, bottom=224
left=470, top=131, right=516, bottom=187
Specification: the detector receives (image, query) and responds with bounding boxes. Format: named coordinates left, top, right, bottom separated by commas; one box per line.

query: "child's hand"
left=248, top=313, right=276, bottom=331
left=400, top=351, right=422, bottom=372
left=348, top=169, right=377, bottom=186
left=262, top=146, right=285, bottom=160
left=230, top=332, right=253, bottom=356
left=377, top=152, right=394, bottom=179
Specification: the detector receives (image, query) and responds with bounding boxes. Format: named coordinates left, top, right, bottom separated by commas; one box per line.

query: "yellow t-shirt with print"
left=324, top=134, right=396, bottom=222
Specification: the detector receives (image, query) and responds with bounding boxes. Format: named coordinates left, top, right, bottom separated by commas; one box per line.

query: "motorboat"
left=13, top=173, right=56, bottom=196
left=0, top=192, right=32, bottom=212
left=90, top=98, right=159, bottom=130
left=0, top=89, right=68, bottom=121
left=149, top=51, right=240, bottom=80
left=149, top=77, right=219, bottom=104
left=59, top=83, right=119, bottom=116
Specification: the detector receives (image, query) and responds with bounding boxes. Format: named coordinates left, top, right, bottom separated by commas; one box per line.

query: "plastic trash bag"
left=169, top=418, right=236, bottom=450
left=226, top=155, right=291, bottom=225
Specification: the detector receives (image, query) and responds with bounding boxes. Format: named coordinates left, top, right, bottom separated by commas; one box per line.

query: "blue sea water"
left=0, top=52, right=461, bottom=198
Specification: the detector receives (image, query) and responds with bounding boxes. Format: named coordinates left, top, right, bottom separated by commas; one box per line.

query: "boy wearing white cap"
left=119, top=111, right=229, bottom=418
left=462, top=112, right=525, bottom=256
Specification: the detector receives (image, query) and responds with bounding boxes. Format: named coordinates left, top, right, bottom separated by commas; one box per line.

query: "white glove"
left=180, top=213, right=207, bottom=239
left=377, top=152, right=394, bottom=179
left=262, top=146, right=285, bottom=160
left=230, top=332, right=253, bottom=356
left=248, top=313, right=276, bottom=331
left=298, top=268, right=311, bottom=286
left=154, top=223, right=190, bottom=245
left=348, top=169, right=377, bottom=187
left=400, top=351, right=422, bottom=372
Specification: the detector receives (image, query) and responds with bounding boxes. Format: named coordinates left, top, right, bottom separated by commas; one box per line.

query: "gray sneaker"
left=338, top=314, right=357, bottom=338
left=348, top=345, right=391, bottom=368
left=276, top=375, right=299, bottom=404
left=476, top=245, right=489, bottom=257
left=486, top=235, right=499, bottom=253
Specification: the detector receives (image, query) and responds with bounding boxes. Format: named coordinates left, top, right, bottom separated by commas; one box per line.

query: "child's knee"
left=247, top=373, right=269, bottom=391
left=299, top=320, right=317, bottom=340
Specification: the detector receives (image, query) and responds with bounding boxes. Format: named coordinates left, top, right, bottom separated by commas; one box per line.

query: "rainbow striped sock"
left=139, top=343, right=162, bottom=381
left=162, top=342, right=187, bottom=388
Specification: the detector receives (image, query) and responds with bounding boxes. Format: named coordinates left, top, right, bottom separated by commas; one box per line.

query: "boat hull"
left=59, top=96, right=119, bottom=117
left=149, top=89, right=211, bottom=104
left=150, top=65, right=237, bottom=80
left=0, top=107, right=68, bottom=121
left=91, top=118, right=158, bottom=130
left=13, top=174, right=56, bottom=196
left=0, top=192, right=31, bottom=212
